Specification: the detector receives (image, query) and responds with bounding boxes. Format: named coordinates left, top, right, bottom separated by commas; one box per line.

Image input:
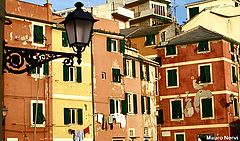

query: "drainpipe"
left=0, top=0, right=6, bottom=140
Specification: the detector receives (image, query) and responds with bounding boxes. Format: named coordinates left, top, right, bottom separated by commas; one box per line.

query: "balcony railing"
left=134, top=8, right=171, bottom=19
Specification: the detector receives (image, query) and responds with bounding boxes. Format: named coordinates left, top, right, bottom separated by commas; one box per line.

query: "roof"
left=120, top=24, right=172, bottom=38
left=158, top=26, right=240, bottom=47
left=185, top=0, right=216, bottom=7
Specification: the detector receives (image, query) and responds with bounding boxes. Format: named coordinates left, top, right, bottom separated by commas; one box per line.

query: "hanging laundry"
left=104, top=116, right=108, bottom=131
left=120, top=115, right=126, bottom=128
left=97, top=114, right=103, bottom=123
left=101, top=115, right=105, bottom=130
left=74, top=130, right=84, bottom=141
left=115, top=114, right=122, bottom=123
left=108, top=115, right=113, bottom=124
left=84, top=126, right=90, bottom=135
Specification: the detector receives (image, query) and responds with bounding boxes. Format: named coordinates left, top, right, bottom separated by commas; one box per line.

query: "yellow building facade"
left=51, top=27, right=93, bottom=141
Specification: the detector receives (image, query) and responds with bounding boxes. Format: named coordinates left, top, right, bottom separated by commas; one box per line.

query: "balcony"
left=133, top=8, right=171, bottom=20
left=112, top=6, right=134, bottom=19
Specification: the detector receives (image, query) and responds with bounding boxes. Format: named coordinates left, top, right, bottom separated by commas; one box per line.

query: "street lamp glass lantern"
left=61, top=2, right=97, bottom=48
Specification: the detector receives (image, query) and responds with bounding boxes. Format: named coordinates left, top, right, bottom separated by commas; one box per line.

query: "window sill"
left=165, top=54, right=177, bottom=58
left=198, top=82, right=213, bottom=85
left=31, top=74, right=48, bottom=79
left=146, top=45, right=156, bottom=48
left=171, top=118, right=184, bottom=121
left=167, top=85, right=179, bottom=89
left=197, top=51, right=211, bottom=54
left=30, top=124, right=45, bottom=127
left=232, top=82, right=237, bottom=86
left=201, top=117, right=214, bottom=120
left=127, top=113, right=135, bottom=115
left=32, top=42, right=45, bottom=47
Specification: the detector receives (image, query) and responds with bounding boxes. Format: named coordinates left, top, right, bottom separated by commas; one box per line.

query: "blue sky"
left=22, top=0, right=198, bottom=24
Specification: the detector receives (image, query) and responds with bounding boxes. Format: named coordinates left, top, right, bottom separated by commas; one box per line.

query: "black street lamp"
left=3, top=2, right=97, bottom=74
left=60, top=2, right=97, bottom=64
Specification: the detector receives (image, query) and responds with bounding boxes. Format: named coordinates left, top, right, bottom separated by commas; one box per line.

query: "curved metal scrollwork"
left=3, top=46, right=78, bottom=74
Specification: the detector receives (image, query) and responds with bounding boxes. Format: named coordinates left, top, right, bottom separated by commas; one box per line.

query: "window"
left=64, top=108, right=83, bottom=125
left=110, top=99, right=121, bottom=114
left=233, top=98, right=239, bottom=117
left=32, top=24, right=45, bottom=45
left=198, top=41, right=210, bottom=52
left=63, top=65, right=82, bottom=82
left=145, top=34, right=156, bottom=46
left=107, top=37, right=125, bottom=53
left=175, top=133, right=185, bottom=141
left=161, top=31, right=166, bottom=42
left=157, top=109, right=164, bottom=124
left=140, top=63, right=150, bottom=81
left=102, top=72, right=106, bottom=80
left=112, top=68, right=121, bottom=83
left=199, top=64, right=212, bottom=83
left=141, top=96, right=150, bottom=114
left=122, top=93, right=137, bottom=114
left=62, top=31, right=68, bottom=47
left=166, top=46, right=177, bottom=56
left=144, top=127, right=149, bottom=137
left=170, top=99, right=183, bottom=120
left=166, top=68, right=178, bottom=87
left=200, top=97, right=214, bottom=119
left=231, top=65, right=237, bottom=83
left=124, top=59, right=136, bottom=78
left=189, top=7, right=199, bottom=19
left=230, top=42, right=235, bottom=52
left=31, top=100, right=45, bottom=126
left=29, top=63, right=49, bottom=78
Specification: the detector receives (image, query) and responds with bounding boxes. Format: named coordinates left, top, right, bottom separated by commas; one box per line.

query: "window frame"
left=110, top=99, right=121, bottom=114
left=32, top=22, right=45, bottom=47
left=111, top=39, right=118, bottom=52
left=174, top=132, right=186, bottom=141
left=233, top=97, right=239, bottom=117
left=231, top=65, right=237, bottom=84
left=200, top=97, right=215, bottom=119
left=145, top=34, right=156, bottom=47
left=165, top=45, right=177, bottom=57
left=197, top=41, right=210, bottom=54
left=166, top=67, right=179, bottom=88
left=128, top=94, right=134, bottom=114
left=126, top=59, right=133, bottom=77
left=30, top=64, right=47, bottom=79
left=170, top=99, right=184, bottom=121
left=198, top=63, right=213, bottom=84
left=112, top=68, right=121, bottom=83
left=30, top=100, right=45, bottom=127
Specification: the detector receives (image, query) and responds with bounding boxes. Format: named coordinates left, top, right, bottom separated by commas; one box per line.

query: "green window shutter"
left=171, top=100, right=182, bottom=119
left=33, top=103, right=44, bottom=124
left=231, top=42, right=234, bottom=52
left=198, top=41, right=209, bottom=52
left=64, top=108, right=70, bottom=125
left=43, top=62, right=49, bottom=75
left=140, top=63, right=144, bottom=80
left=157, top=109, right=164, bottom=124
left=176, top=134, right=184, bottom=141
left=63, top=65, right=69, bottom=81
left=168, top=69, right=177, bottom=86
left=123, top=58, right=127, bottom=75
left=62, top=31, right=68, bottom=47
left=166, top=46, right=176, bottom=56
left=200, top=66, right=211, bottom=83
left=234, top=98, right=239, bottom=116
left=121, top=93, right=128, bottom=115
left=107, top=37, right=111, bottom=51
left=189, top=7, right=199, bottom=19
left=232, top=66, right=237, bottom=83
left=112, top=68, right=121, bottom=83
left=146, top=65, right=150, bottom=81
left=120, top=39, right=125, bottom=54
left=201, top=98, right=213, bottom=118
left=77, top=109, right=83, bottom=125
left=76, top=67, right=82, bottom=83
left=132, top=60, right=136, bottom=78
left=147, top=97, right=151, bottom=114
left=110, top=99, right=115, bottom=114
left=133, top=94, right=137, bottom=114
left=34, top=25, right=44, bottom=44
left=141, top=96, right=145, bottom=114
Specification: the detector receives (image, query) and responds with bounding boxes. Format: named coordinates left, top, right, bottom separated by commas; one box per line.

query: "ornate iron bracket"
left=3, top=46, right=79, bottom=74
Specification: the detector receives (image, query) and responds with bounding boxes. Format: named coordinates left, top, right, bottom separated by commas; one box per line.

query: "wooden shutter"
left=62, top=31, right=68, bottom=47
left=122, top=94, right=128, bottom=115
left=33, top=103, right=44, bottom=124
left=200, top=66, right=211, bottom=83
left=34, top=25, right=43, bottom=44
left=232, top=66, right=237, bottom=83
left=133, top=94, right=137, bottom=114
left=112, top=68, right=120, bottom=83
left=176, top=134, right=184, bottom=141
left=201, top=98, right=213, bottom=118
left=168, top=69, right=177, bottom=86
left=146, top=65, right=150, bottom=81
left=29, top=67, right=36, bottom=74
left=76, top=67, right=82, bottom=83
left=132, top=60, right=136, bottom=78
left=63, top=65, right=69, bottom=81
left=77, top=109, right=83, bottom=125
left=107, top=37, right=111, bottom=51
left=147, top=97, right=151, bottom=114
left=43, top=62, right=49, bottom=75
left=140, top=63, right=144, bottom=80
left=157, top=109, right=164, bottom=124
left=141, top=96, right=145, bottom=114
left=171, top=100, right=182, bottom=119
left=120, top=39, right=125, bottom=54
left=231, top=42, right=235, bottom=52
left=64, top=108, right=70, bottom=124
left=234, top=98, right=239, bottom=116
left=123, top=58, right=127, bottom=75
left=110, top=99, right=115, bottom=114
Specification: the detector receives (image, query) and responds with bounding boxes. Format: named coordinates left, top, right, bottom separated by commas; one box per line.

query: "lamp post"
left=60, top=2, right=97, bottom=64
